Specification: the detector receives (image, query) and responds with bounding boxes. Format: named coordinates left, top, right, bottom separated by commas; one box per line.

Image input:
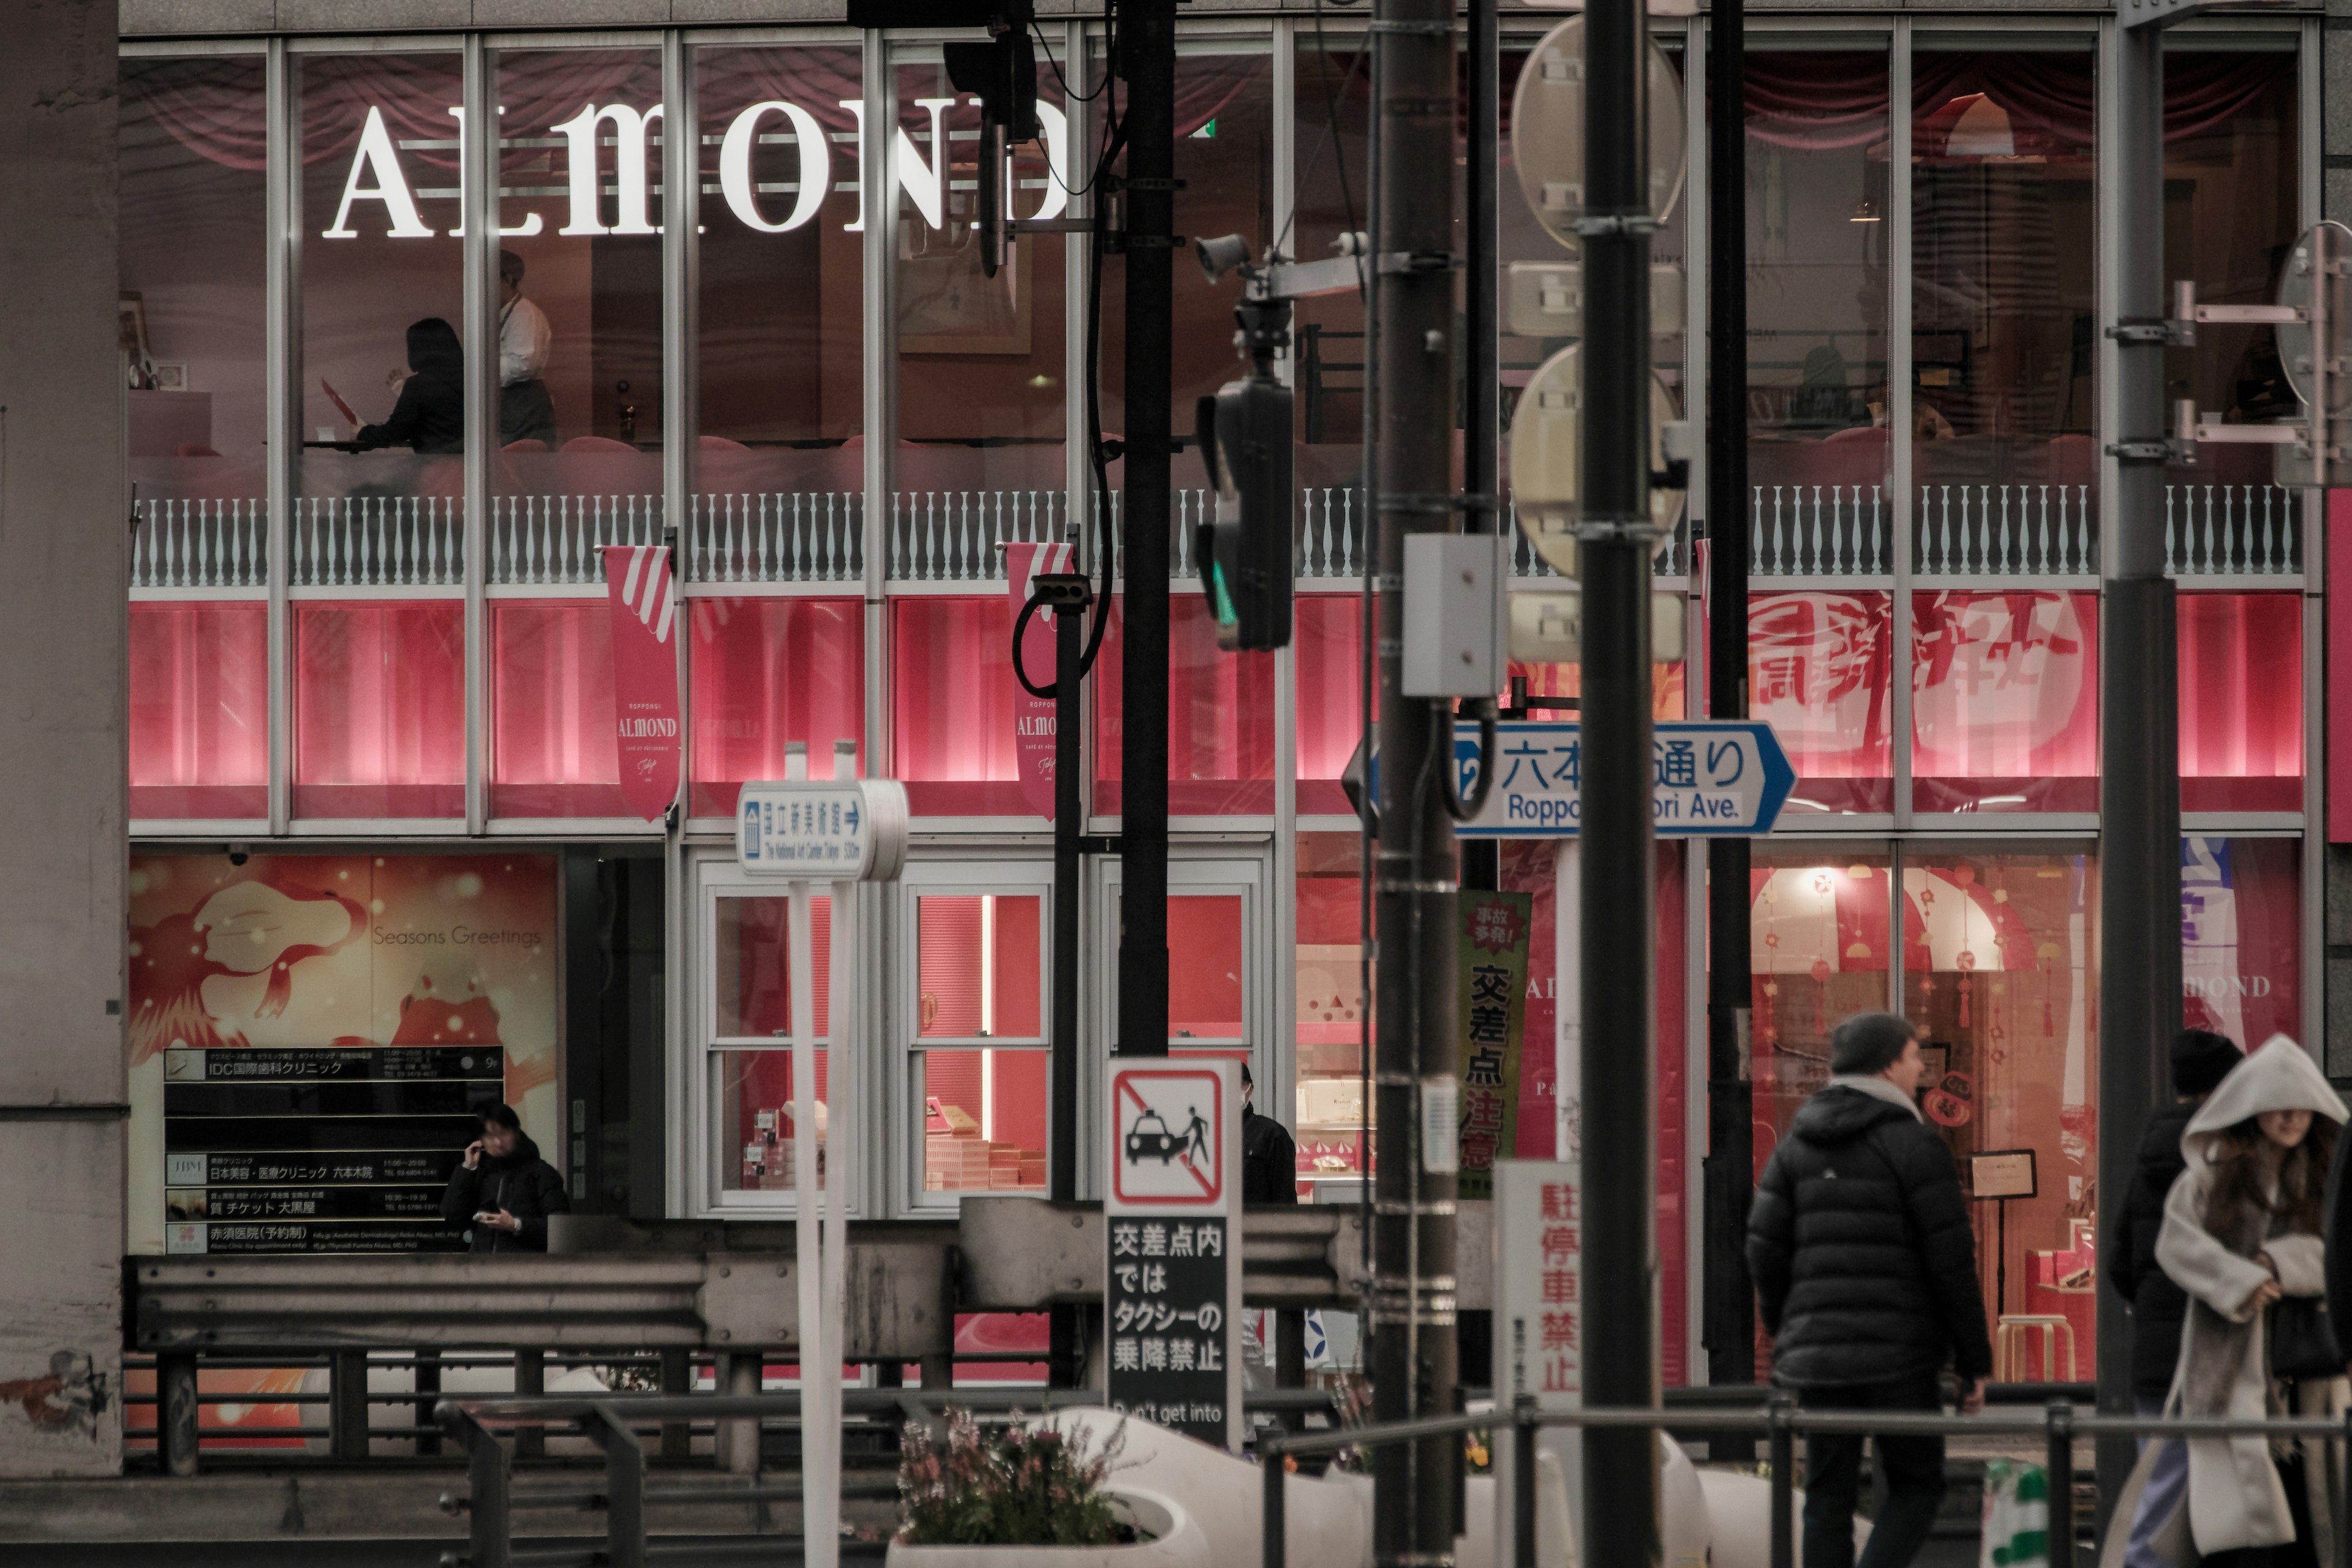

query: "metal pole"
left=1115, top=0, right=1175, bottom=1065
left=1368, top=0, right=1462, bottom=1551
left=2097, top=12, right=2180, bottom=1528
left=2045, top=1400, right=2076, bottom=1568
left=1264, top=1434, right=1287, bottom=1568
left=513, top=1349, right=545, bottom=1462
left=1513, top=1403, right=1537, bottom=1568
left=589, top=1404, right=648, bottom=1568
left=1460, top=0, right=1500, bottom=903
left=1767, top=1395, right=1794, bottom=1568
left=1578, top=0, right=1660, bottom=1556
left=1702, top=0, right=1757, bottom=1443
left=1051, top=595, right=1084, bottom=1385
left=330, top=1349, right=370, bottom=1461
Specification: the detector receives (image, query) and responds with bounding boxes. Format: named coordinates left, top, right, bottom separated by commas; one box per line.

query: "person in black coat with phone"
left=440, top=1102, right=568, bottom=1253
left=355, top=317, right=465, bottom=456
left=1746, top=1011, right=1992, bottom=1568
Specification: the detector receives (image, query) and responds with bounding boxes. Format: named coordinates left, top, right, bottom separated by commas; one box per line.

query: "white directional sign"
left=737, top=778, right=910, bottom=881
left=1452, top=719, right=1796, bottom=839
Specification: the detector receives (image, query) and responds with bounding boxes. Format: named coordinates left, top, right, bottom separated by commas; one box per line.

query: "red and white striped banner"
left=602, top=544, right=682, bottom=822
left=1008, top=541, right=1075, bottom=820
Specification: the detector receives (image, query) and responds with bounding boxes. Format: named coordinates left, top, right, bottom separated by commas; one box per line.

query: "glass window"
left=2179, top=592, right=2302, bottom=810
left=1901, top=848, right=2099, bottom=1379
left=1094, top=596, right=1277, bottom=816
left=292, top=601, right=465, bottom=818
left=121, top=56, right=269, bottom=595
left=694, top=45, right=866, bottom=594
left=2181, top=835, right=2300, bottom=1051
left=491, top=601, right=619, bottom=819
left=709, top=894, right=834, bottom=1197
left=891, top=597, right=1025, bottom=815
left=1910, top=51, right=2099, bottom=576
left=1742, top=48, right=1892, bottom=577
left=1296, top=595, right=1369, bottom=816
left=689, top=597, right=866, bottom=818
left=914, top=894, right=1047, bottom=1194
left=1294, top=831, right=1369, bottom=1189
left=1912, top=589, right=2098, bottom=813
left=484, top=48, right=667, bottom=598
left=2164, top=53, right=2301, bottom=570
left=719, top=1050, right=828, bottom=1193
left=717, top=895, right=833, bottom=1040
left=300, top=54, right=468, bottom=590
left=1749, top=590, right=1894, bottom=816
left=130, top=602, right=268, bottom=821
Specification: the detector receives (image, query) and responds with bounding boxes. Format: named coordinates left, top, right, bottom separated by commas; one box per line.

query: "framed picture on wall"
left=1918, top=1044, right=1950, bottom=1082
left=149, top=362, right=188, bottom=392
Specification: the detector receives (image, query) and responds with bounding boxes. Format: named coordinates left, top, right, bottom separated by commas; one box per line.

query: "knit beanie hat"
left=2171, top=1028, right=2241, bottom=1098
left=1830, top=1011, right=1917, bottom=1077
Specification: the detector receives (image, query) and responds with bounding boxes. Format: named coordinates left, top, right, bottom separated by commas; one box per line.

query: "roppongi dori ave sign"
left=321, top=96, right=1073, bottom=242
left=1452, top=718, right=1796, bottom=838
left=1106, top=1061, right=1243, bottom=1451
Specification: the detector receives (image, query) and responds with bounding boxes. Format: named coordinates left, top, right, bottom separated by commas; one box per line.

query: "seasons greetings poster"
left=126, top=854, right=557, bottom=1256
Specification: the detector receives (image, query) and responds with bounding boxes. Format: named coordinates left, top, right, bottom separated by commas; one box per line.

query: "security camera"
left=1196, top=233, right=1254, bottom=287
left=227, top=842, right=250, bottom=868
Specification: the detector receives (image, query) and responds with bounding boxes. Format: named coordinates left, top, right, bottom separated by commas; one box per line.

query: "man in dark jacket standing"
left=440, top=1103, right=569, bottom=1253
left=2103, top=1027, right=2240, bottom=1568
left=1239, top=1062, right=1298, bottom=1205
left=1747, top=1012, right=1992, bottom=1568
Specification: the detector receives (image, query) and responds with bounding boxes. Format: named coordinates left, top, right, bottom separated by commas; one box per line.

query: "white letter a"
left=323, top=106, right=434, bottom=239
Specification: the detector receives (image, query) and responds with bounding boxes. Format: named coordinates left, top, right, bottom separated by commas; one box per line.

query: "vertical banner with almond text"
left=603, top=544, right=682, bottom=821
left=1458, top=890, right=1532, bottom=1200
left=1008, top=541, right=1076, bottom=819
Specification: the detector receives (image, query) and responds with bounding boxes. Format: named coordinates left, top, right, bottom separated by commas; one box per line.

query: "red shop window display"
left=293, top=600, right=464, bottom=818
left=1096, top=595, right=1276, bottom=816
left=1912, top=590, right=2098, bottom=813
left=130, top=601, right=268, bottom=820
left=2181, top=835, right=2299, bottom=1049
left=891, top=597, right=1025, bottom=816
left=1747, top=592, right=1893, bottom=815
left=491, top=600, right=622, bottom=818
left=1297, top=595, right=1370, bottom=816
left=2178, top=592, right=2301, bottom=812
left=692, top=597, right=864, bottom=817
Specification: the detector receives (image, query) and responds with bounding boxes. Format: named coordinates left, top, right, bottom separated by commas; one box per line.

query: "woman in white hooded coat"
left=2152, top=1035, right=2350, bottom=1565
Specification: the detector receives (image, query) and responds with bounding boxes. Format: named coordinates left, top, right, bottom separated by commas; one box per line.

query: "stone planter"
left=885, top=1489, right=1206, bottom=1568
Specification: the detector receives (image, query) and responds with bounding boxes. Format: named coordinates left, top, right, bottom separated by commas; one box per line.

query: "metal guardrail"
left=1261, top=1397, right=2352, bottom=1568
left=433, top=1386, right=1351, bottom=1568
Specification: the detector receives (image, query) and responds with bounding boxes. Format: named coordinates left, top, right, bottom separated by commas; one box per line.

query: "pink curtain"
left=721, top=895, right=834, bottom=1038
left=1911, top=590, right=2099, bottom=812
left=2179, top=592, right=2303, bottom=811
left=891, top=597, right=1027, bottom=816
left=1294, top=596, right=1370, bottom=816
left=1094, top=595, right=1277, bottom=816
left=129, top=601, right=268, bottom=820
left=490, top=600, right=623, bottom=818
left=293, top=601, right=465, bottom=818
left=688, top=597, right=865, bottom=818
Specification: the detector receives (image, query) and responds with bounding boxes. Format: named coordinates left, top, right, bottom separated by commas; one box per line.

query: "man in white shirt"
left=498, top=249, right=557, bottom=447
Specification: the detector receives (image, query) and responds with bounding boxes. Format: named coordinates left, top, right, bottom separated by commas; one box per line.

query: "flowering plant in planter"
left=897, top=1408, right=1134, bottom=1547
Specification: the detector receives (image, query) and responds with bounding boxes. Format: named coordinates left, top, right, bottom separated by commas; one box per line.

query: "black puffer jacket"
left=2101, top=1102, right=2198, bottom=1400
left=439, top=1133, right=569, bottom=1253
left=1746, top=1085, right=1993, bottom=1389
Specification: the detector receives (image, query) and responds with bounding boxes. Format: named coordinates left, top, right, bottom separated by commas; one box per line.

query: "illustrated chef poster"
left=126, top=853, right=558, bottom=1255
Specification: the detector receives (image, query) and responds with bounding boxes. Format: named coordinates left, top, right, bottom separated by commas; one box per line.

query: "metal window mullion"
left=665, top=28, right=698, bottom=803
left=1890, top=20, right=1915, bottom=833
left=266, top=40, right=298, bottom=839
left=2098, top=14, right=2124, bottom=589
left=864, top=32, right=902, bottom=1210
left=462, top=35, right=496, bottom=837
left=1684, top=14, right=1708, bottom=560
left=1888, top=839, right=1905, bottom=1012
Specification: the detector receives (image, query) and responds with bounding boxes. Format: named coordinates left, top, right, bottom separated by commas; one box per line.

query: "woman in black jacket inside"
left=440, top=1103, right=568, bottom=1253
left=355, top=317, right=465, bottom=455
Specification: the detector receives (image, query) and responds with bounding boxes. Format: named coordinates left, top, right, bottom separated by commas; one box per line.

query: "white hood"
left=2180, top=1033, right=2347, bottom=1164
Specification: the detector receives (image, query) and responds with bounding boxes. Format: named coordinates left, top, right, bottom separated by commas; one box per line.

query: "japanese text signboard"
left=1451, top=719, right=1796, bottom=839
left=1106, top=1061, right=1242, bottom=1450
left=1494, top=1159, right=1583, bottom=1552
left=1457, top=892, right=1532, bottom=1201
left=737, top=778, right=911, bottom=882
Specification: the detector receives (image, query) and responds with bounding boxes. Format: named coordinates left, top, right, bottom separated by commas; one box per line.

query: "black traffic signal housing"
left=1194, top=294, right=1295, bottom=652
left=943, top=7, right=1038, bottom=280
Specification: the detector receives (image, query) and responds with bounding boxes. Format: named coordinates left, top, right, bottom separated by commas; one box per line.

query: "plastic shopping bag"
left=1981, top=1459, right=2051, bottom=1568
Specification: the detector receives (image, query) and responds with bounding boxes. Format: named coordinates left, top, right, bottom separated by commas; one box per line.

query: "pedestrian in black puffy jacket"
left=440, top=1103, right=568, bottom=1254
left=1746, top=1011, right=1993, bottom=1568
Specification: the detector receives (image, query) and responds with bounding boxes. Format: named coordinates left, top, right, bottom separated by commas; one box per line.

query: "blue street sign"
left=1454, top=719, right=1795, bottom=838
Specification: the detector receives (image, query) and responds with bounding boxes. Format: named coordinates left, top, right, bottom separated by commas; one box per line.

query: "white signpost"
left=1104, top=1059, right=1244, bottom=1450
left=736, top=742, right=909, bottom=1568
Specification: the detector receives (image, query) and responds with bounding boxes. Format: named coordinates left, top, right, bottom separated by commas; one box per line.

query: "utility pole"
left=1578, top=0, right=1660, bottom=1562
left=1115, top=0, right=1175, bottom=1065
left=1368, top=0, right=1462, bottom=1551
left=1701, top=0, right=1755, bottom=1428
left=1461, top=0, right=1501, bottom=916
left=2096, top=8, right=2180, bottom=1528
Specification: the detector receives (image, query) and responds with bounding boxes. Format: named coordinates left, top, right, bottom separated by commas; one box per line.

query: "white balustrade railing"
left=2165, top=483, right=2301, bottom=575
left=690, top=492, right=861, bottom=584
left=890, top=490, right=1069, bottom=582
left=292, top=495, right=464, bottom=588
left=1751, top=484, right=1890, bottom=576
left=132, top=498, right=268, bottom=590
left=492, top=494, right=665, bottom=586
left=1913, top=483, right=2096, bottom=576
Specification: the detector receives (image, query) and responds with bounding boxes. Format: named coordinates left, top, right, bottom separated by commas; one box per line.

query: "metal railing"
left=434, top=1386, right=1348, bottom=1568
left=132, top=498, right=269, bottom=589
left=494, top=494, right=666, bottom=586
left=1261, top=1397, right=2352, bottom=1568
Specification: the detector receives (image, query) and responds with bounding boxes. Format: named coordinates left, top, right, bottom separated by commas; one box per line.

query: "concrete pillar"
left=0, top=0, right=126, bottom=1482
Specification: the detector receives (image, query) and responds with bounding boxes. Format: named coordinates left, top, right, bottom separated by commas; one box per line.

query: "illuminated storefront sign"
left=323, top=97, right=1069, bottom=240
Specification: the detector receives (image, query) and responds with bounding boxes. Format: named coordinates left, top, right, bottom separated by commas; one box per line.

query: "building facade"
left=101, top=0, right=2329, bottom=1433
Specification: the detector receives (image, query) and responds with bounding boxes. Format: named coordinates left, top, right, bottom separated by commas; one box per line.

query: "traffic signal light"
left=1194, top=294, right=1294, bottom=652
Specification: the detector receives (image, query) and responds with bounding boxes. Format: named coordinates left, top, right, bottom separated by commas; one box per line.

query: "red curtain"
left=890, top=597, right=1026, bottom=816
left=722, top=895, right=834, bottom=1039
left=688, top=596, right=865, bottom=817
left=490, top=600, right=622, bottom=818
left=129, top=601, right=268, bottom=820
left=2179, top=592, right=2303, bottom=811
left=1094, top=595, right=1278, bottom=816
left=292, top=601, right=465, bottom=818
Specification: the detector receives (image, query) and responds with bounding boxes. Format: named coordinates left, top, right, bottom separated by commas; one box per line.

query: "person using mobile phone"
left=440, top=1103, right=568, bottom=1253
